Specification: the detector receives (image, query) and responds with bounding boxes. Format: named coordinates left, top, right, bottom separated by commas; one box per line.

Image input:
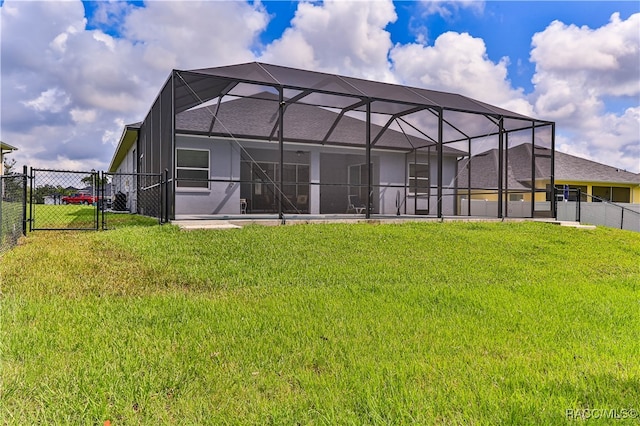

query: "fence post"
left=164, top=169, right=169, bottom=224
left=576, top=188, right=581, bottom=222
left=22, top=165, right=28, bottom=235
left=100, top=171, right=105, bottom=230
left=620, top=208, right=624, bottom=230
left=93, top=170, right=99, bottom=231
left=28, top=167, right=33, bottom=232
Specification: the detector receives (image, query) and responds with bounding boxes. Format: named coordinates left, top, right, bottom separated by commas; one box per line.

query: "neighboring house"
left=109, top=62, right=554, bottom=220
left=1, top=141, right=18, bottom=175
left=552, top=150, right=640, bottom=204
left=1, top=141, right=18, bottom=200
left=458, top=143, right=640, bottom=217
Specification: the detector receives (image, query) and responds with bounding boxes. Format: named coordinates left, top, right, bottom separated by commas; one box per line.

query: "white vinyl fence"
left=556, top=201, right=640, bottom=232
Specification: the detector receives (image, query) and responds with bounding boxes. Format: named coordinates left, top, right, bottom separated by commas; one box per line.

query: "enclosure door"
left=348, top=163, right=369, bottom=201
left=244, top=162, right=310, bottom=213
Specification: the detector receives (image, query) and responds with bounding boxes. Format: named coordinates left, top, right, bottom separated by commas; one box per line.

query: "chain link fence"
left=30, top=169, right=100, bottom=230
left=102, top=172, right=164, bottom=229
left=1, top=168, right=166, bottom=255
left=27, top=169, right=165, bottom=232
left=1, top=173, right=27, bottom=254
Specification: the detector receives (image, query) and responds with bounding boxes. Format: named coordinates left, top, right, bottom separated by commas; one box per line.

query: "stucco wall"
left=174, top=135, right=241, bottom=215
left=122, top=133, right=461, bottom=217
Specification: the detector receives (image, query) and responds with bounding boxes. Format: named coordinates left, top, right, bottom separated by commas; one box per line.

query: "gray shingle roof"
left=176, top=92, right=465, bottom=154
left=553, top=150, right=639, bottom=184
left=185, top=62, right=540, bottom=122
left=458, top=143, right=639, bottom=189
left=457, top=148, right=533, bottom=190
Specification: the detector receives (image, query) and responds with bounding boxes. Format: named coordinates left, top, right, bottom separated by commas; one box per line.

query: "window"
left=546, top=184, right=587, bottom=202
left=593, top=186, right=630, bottom=203
left=176, top=149, right=209, bottom=189
left=612, top=187, right=631, bottom=203
left=409, top=163, right=429, bottom=195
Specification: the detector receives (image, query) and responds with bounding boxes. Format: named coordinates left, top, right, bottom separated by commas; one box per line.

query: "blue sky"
left=1, top=1, right=639, bottom=172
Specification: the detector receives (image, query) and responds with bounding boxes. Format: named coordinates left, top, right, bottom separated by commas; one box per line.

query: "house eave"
left=1, top=141, right=18, bottom=154
left=108, top=124, right=140, bottom=172
left=554, top=178, right=640, bottom=186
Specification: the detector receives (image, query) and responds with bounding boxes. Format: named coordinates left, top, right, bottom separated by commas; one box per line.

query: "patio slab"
left=173, top=220, right=242, bottom=230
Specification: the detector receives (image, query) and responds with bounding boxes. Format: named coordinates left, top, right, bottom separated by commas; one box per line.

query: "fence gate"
left=30, top=168, right=101, bottom=231
left=102, top=172, right=165, bottom=229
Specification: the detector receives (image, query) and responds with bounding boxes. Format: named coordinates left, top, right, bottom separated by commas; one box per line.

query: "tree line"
left=3, top=159, right=107, bottom=204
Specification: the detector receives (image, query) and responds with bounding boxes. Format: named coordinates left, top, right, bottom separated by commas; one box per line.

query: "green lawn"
left=1, top=200, right=23, bottom=254
left=29, top=204, right=159, bottom=230
left=1, top=221, right=639, bottom=424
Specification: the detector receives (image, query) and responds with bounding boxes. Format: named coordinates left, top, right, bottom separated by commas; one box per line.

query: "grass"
left=1, top=221, right=639, bottom=424
left=29, top=204, right=159, bottom=230
left=1, top=200, right=24, bottom=255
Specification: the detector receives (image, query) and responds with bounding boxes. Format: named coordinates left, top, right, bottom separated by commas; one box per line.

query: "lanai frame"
left=117, top=62, right=555, bottom=221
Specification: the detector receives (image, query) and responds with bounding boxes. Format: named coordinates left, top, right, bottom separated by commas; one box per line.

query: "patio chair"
left=347, top=194, right=367, bottom=214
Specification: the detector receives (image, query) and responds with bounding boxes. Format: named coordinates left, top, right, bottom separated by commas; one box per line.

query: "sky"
left=1, top=0, right=639, bottom=173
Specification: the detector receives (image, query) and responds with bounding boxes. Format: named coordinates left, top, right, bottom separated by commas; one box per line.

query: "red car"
left=61, top=193, right=100, bottom=205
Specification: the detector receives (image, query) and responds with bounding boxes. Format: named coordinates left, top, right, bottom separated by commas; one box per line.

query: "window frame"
left=546, top=184, right=587, bottom=202
left=176, top=148, right=210, bottom=190
left=240, top=160, right=310, bottom=213
left=348, top=163, right=372, bottom=201
left=593, top=185, right=630, bottom=203
left=408, top=162, right=430, bottom=196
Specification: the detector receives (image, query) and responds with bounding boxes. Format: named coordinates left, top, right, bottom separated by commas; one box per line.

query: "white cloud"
left=70, top=108, right=97, bottom=124
left=92, top=31, right=116, bottom=52
left=123, top=1, right=268, bottom=70
left=560, top=106, right=640, bottom=172
left=23, top=88, right=71, bottom=113
left=419, top=0, right=485, bottom=20
left=260, top=0, right=398, bottom=82
left=531, top=13, right=640, bottom=98
left=391, top=32, right=533, bottom=116
left=87, top=0, right=134, bottom=33
left=408, top=1, right=485, bottom=44
left=1, top=0, right=269, bottom=170
left=531, top=12, right=640, bottom=172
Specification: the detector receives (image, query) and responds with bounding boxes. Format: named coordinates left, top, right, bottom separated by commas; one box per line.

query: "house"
left=1, top=141, right=18, bottom=200
left=109, top=62, right=554, bottom=220
left=1, top=141, right=18, bottom=175
left=457, top=143, right=640, bottom=218
left=552, top=150, right=639, bottom=203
